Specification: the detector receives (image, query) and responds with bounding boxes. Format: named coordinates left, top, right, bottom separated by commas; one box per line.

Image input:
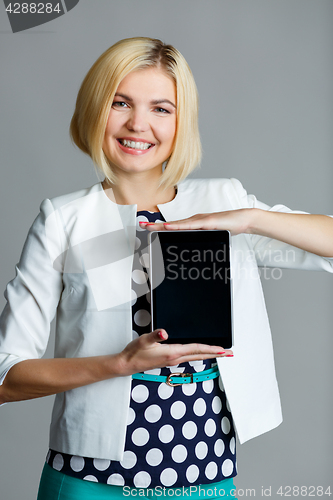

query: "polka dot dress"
left=46, top=210, right=237, bottom=488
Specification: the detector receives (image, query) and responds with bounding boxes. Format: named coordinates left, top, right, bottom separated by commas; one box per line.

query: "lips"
left=118, top=139, right=153, bottom=150
left=117, top=137, right=155, bottom=155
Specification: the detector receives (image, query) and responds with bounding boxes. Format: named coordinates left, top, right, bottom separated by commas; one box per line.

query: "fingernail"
left=146, top=223, right=156, bottom=225
left=226, top=355, right=234, bottom=357
left=139, top=221, right=147, bottom=225
left=217, top=351, right=225, bottom=354
left=163, top=223, right=171, bottom=225
left=158, top=331, right=165, bottom=339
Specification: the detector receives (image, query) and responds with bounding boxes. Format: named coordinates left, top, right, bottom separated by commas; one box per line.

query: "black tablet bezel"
left=148, top=230, right=233, bottom=348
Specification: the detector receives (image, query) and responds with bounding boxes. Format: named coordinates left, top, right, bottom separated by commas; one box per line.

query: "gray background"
left=0, top=1, right=332, bottom=498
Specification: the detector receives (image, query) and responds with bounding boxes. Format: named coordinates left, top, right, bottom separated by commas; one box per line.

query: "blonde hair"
left=70, top=37, right=201, bottom=189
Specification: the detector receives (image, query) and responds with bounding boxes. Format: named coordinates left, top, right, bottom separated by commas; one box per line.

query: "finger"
left=222, top=349, right=233, bottom=356
left=144, top=329, right=168, bottom=344
left=140, top=221, right=198, bottom=232
left=139, top=215, right=208, bottom=231
left=173, top=346, right=233, bottom=362
left=139, top=221, right=167, bottom=231
left=174, top=351, right=234, bottom=364
left=163, top=215, right=219, bottom=231
left=167, top=342, right=228, bottom=357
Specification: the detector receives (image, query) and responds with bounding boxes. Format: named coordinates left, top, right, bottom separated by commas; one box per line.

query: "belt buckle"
left=166, top=372, right=194, bottom=387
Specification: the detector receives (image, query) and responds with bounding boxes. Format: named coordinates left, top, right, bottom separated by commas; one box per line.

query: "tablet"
left=148, top=230, right=233, bottom=348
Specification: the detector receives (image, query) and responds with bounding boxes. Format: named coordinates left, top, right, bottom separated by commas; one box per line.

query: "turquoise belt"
left=132, top=365, right=220, bottom=387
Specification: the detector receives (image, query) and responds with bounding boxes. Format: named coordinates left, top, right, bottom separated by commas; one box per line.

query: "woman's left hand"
left=139, top=208, right=333, bottom=258
left=140, top=209, right=253, bottom=236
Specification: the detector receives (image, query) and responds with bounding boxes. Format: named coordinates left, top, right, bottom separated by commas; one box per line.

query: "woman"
left=0, top=37, right=332, bottom=500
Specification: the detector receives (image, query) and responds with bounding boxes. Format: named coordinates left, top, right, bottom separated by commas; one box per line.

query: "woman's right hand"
left=0, top=330, right=232, bottom=404
left=116, top=329, right=233, bottom=376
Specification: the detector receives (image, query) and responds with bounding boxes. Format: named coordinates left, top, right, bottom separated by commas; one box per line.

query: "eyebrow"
left=114, top=93, right=176, bottom=109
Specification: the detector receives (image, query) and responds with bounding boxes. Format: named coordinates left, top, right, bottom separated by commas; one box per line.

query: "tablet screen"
left=148, top=230, right=233, bottom=348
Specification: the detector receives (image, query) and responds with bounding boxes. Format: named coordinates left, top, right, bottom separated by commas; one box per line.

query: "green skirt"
left=37, top=463, right=238, bottom=499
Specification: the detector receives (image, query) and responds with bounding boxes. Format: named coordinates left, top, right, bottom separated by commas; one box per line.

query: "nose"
left=126, top=107, right=149, bottom=133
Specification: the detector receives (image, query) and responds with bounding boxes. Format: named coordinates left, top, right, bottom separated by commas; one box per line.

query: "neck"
left=102, top=172, right=176, bottom=212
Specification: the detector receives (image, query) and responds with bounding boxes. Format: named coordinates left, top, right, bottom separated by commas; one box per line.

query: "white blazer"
left=0, top=178, right=332, bottom=460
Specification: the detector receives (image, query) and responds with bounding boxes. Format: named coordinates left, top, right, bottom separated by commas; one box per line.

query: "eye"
left=154, top=107, right=170, bottom=114
left=112, top=101, right=129, bottom=109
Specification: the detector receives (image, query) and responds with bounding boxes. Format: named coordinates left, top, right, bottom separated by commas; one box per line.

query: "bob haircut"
left=70, top=37, right=201, bottom=190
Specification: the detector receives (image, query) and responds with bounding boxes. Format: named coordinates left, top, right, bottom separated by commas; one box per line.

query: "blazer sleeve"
left=0, top=198, right=63, bottom=388
left=230, top=178, right=333, bottom=272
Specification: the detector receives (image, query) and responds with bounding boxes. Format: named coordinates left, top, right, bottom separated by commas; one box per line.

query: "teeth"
left=120, top=139, right=152, bottom=150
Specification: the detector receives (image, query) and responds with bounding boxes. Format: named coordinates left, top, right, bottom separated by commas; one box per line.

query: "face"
left=102, top=67, right=177, bottom=180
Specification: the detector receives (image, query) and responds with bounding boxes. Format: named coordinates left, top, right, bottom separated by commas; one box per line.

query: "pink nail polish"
left=217, top=351, right=225, bottom=354
left=226, top=355, right=234, bottom=357
left=163, top=223, right=171, bottom=225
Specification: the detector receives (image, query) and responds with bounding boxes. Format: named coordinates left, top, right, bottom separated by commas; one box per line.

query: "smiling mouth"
left=118, top=139, right=153, bottom=150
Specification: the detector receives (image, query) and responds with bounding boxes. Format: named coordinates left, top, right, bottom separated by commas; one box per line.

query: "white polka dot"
left=93, top=458, right=111, bottom=471
left=155, top=219, right=164, bottom=224
left=53, top=454, right=64, bottom=471
left=83, top=475, right=98, bottom=482
left=146, top=291, right=151, bottom=303
left=134, top=471, right=152, bottom=488
left=212, top=396, right=222, bottom=414
left=205, top=461, right=218, bottom=480
left=131, top=384, right=149, bottom=403
left=136, top=214, right=147, bottom=220
left=195, top=441, right=208, bottom=460
left=158, top=424, right=175, bottom=444
left=218, top=377, right=225, bottom=392
left=131, top=427, right=150, bottom=446
left=171, top=444, right=188, bottom=463
left=182, top=382, right=197, bottom=396
left=222, top=416, right=231, bottom=434
left=170, top=400, right=186, bottom=420
left=132, top=330, right=139, bottom=340
left=204, top=418, right=217, bottom=437
left=131, top=289, right=137, bottom=306
left=229, top=437, right=236, bottom=454
left=160, top=468, right=177, bottom=487
left=214, top=439, right=225, bottom=457
left=139, top=253, right=150, bottom=268
left=120, top=450, right=137, bottom=469
left=134, top=309, right=151, bottom=327
left=107, top=473, right=125, bottom=486
left=167, top=365, right=185, bottom=373
left=144, top=368, right=161, bottom=376
left=193, top=398, right=207, bottom=417
left=135, top=237, right=141, bottom=250
left=127, top=407, right=136, bottom=426
left=188, top=360, right=205, bottom=371
left=144, top=404, right=162, bottom=423
left=226, top=398, right=231, bottom=412
left=186, top=465, right=200, bottom=483
left=182, top=421, right=198, bottom=440
left=146, top=448, right=163, bottom=466
left=137, top=215, right=149, bottom=231
left=158, top=383, right=174, bottom=400
left=132, top=270, right=148, bottom=284
left=70, top=456, right=85, bottom=472
left=202, top=379, right=214, bottom=393
left=222, top=458, right=234, bottom=477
